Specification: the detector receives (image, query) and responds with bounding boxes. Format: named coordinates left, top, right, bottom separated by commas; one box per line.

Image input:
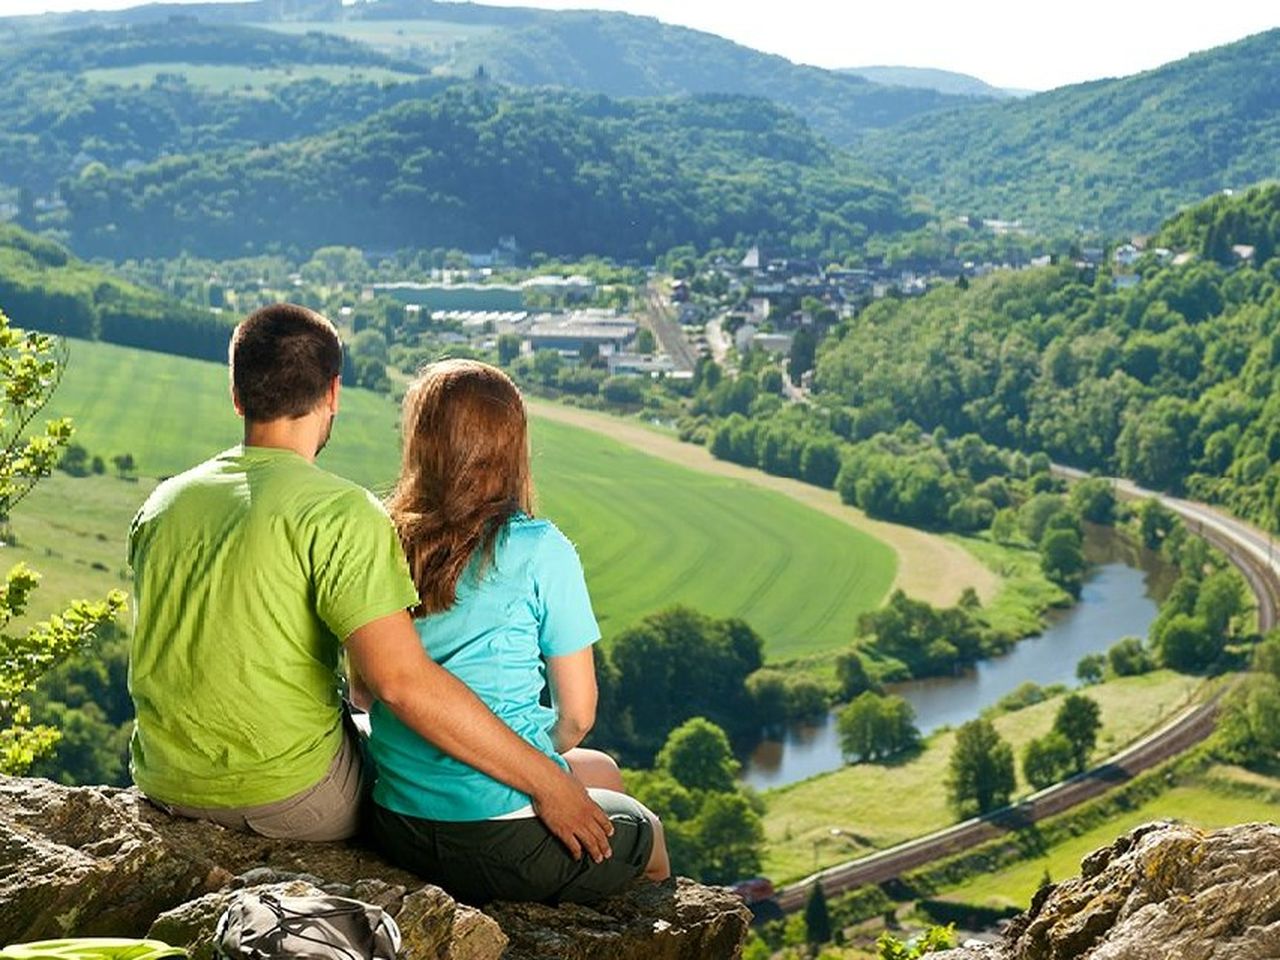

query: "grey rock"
left=0, top=777, right=745, bottom=960
left=973, top=821, right=1280, bottom=960
left=486, top=878, right=751, bottom=960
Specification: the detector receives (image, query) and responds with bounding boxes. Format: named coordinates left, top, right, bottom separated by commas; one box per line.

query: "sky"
left=4, top=0, right=1278, bottom=90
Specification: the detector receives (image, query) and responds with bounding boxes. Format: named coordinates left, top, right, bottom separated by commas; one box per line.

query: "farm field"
left=937, top=765, right=1280, bottom=910
left=759, top=669, right=1206, bottom=884
left=256, top=19, right=496, bottom=61
left=83, top=63, right=423, bottom=91
left=26, top=339, right=899, bottom=656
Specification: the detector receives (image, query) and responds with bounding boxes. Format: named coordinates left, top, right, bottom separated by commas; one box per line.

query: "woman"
left=364, top=358, right=669, bottom=905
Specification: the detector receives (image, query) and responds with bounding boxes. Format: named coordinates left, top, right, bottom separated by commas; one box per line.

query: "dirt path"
left=528, top=399, right=999, bottom=607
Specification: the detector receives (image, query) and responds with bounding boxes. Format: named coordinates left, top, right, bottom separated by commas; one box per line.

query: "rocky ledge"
left=0, top=777, right=750, bottom=960
left=935, top=820, right=1280, bottom=960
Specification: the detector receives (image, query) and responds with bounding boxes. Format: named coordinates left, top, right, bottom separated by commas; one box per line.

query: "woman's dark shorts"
left=369, top=788, right=654, bottom=906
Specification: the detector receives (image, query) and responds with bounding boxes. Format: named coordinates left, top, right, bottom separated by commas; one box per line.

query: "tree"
left=1076, top=654, right=1105, bottom=685
left=1069, top=477, right=1116, bottom=524
left=1136, top=498, right=1177, bottom=550
left=838, top=692, right=918, bottom=763
left=1019, top=494, right=1067, bottom=544
left=111, top=452, right=136, bottom=479
left=636, top=328, right=657, bottom=355
left=1040, top=527, right=1086, bottom=594
left=789, top=327, right=818, bottom=383
left=835, top=648, right=875, bottom=700
left=0, top=308, right=125, bottom=773
left=1108, top=636, right=1155, bottom=676
left=656, top=717, right=739, bottom=793
left=1195, top=570, right=1246, bottom=638
left=693, top=790, right=764, bottom=883
left=497, top=333, right=522, bottom=366
left=745, top=668, right=788, bottom=728
left=1053, top=694, right=1102, bottom=772
left=947, top=718, right=1016, bottom=816
left=58, top=442, right=90, bottom=477
left=1155, top=613, right=1218, bottom=672
left=804, top=882, right=832, bottom=946
left=1022, top=731, right=1075, bottom=789
left=1214, top=674, right=1280, bottom=766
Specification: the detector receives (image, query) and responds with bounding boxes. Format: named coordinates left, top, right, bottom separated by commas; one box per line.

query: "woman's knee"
left=564, top=747, right=625, bottom=791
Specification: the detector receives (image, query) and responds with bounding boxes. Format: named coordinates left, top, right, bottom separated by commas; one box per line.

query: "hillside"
left=0, top=0, right=981, bottom=150
left=0, top=20, right=446, bottom=196
left=849, top=28, right=1280, bottom=231
left=59, top=85, right=921, bottom=260
left=0, top=223, right=229, bottom=358
left=840, top=65, right=1020, bottom=99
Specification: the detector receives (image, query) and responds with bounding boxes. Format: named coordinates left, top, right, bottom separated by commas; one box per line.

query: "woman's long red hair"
left=387, top=359, right=534, bottom=614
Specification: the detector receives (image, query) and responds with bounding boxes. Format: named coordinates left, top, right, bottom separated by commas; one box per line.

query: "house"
left=1232, top=245, right=1257, bottom=264
left=671, top=279, right=690, bottom=303
left=1113, top=243, right=1141, bottom=267
left=751, top=332, right=794, bottom=356
left=521, top=274, right=597, bottom=302
left=740, top=247, right=762, bottom=271
left=523, top=310, right=637, bottom=357
left=608, top=353, right=678, bottom=377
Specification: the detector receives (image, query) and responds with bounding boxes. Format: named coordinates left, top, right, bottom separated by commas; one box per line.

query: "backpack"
left=213, top=892, right=401, bottom=960
left=0, top=940, right=187, bottom=960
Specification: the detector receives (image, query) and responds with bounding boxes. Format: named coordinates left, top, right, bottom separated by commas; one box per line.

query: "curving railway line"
left=772, top=476, right=1280, bottom=913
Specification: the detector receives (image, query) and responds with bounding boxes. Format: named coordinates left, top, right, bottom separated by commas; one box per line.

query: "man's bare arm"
left=346, top=611, right=614, bottom=861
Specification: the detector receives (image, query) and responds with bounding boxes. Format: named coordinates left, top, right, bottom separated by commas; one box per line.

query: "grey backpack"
left=214, top=893, right=401, bottom=960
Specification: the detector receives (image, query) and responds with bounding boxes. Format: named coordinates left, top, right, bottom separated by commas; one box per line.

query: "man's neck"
left=243, top=420, right=318, bottom=463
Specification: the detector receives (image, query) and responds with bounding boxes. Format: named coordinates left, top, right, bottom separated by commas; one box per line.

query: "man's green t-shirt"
left=127, top=445, right=419, bottom=808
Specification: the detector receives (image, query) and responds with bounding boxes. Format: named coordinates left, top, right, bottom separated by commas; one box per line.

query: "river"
left=741, top=528, right=1174, bottom=790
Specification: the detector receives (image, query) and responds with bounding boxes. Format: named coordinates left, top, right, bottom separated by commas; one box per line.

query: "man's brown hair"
left=230, top=303, right=343, bottom=423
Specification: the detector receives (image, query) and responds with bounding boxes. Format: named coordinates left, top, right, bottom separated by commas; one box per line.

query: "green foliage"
left=859, top=589, right=986, bottom=679
left=0, top=307, right=126, bottom=774
left=837, top=692, right=920, bottom=763
left=655, top=717, right=739, bottom=793
left=849, top=31, right=1280, bottom=232
left=1040, top=526, right=1085, bottom=595
left=629, top=718, right=764, bottom=884
left=1076, top=653, right=1105, bottom=685
left=1069, top=477, right=1116, bottom=525
left=61, top=85, right=919, bottom=262
left=947, top=718, right=1016, bottom=816
left=834, top=648, right=875, bottom=700
left=595, top=606, right=764, bottom=764
left=1022, top=730, right=1075, bottom=790
left=804, top=882, right=832, bottom=946
left=1053, top=693, right=1102, bottom=773
left=876, top=925, right=956, bottom=960
left=1154, top=613, right=1219, bottom=673
left=1214, top=674, right=1280, bottom=766
left=1108, top=636, right=1156, bottom=677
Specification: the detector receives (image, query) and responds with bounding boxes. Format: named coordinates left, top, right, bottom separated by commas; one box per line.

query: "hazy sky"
left=5, top=0, right=1278, bottom=90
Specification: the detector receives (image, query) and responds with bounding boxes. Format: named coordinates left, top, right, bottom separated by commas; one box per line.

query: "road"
left=641, top=281, right=698, bottom=373
left=772, top=475, right=1279, bottom=912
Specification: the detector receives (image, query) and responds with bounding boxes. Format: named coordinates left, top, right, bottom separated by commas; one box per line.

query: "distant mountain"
left=58, top=86, right=922, bottom=261
left=0, top=0, right=983, bottom=148
left=840, top=66, right=1023, bottom=99
left=848, top=29, right=1280, bottom=233
left=0, top=20, right=446, bottom=195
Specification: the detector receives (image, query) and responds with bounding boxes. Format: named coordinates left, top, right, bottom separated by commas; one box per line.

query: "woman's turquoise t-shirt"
left=369, top=517, right=600, bottom=821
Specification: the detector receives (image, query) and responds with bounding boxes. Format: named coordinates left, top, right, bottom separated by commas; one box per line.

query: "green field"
left=761, top=670, right=1206, bottom=883
left=257, top=20, right=496, bottom=62
left=25, top=339, right=896, bottom=656
left=938, top=766, right=1280, bottom=910
left=83, top=63, right=422, bottom=92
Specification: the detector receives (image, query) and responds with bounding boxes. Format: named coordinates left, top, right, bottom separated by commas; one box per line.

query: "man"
left=128, top=303, right=612, bottom=860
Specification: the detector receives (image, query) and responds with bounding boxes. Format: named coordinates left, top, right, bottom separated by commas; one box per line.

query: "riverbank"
left=759, top=669, right=1206, bottom=884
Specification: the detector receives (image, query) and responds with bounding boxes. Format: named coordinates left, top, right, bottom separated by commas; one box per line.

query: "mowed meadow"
left=31, top=339, right=896, bottom=656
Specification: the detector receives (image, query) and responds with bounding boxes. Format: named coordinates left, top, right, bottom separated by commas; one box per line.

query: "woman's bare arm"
left=547, top=645, right=598, bottom=753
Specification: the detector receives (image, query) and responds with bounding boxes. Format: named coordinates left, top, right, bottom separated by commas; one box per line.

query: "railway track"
left=772, top=479, right=1279, bottom=913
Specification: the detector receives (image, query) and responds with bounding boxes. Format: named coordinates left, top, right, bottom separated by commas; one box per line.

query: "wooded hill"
left=0, top=223, right=230, bottom=360
left=57, top=86, right=920, bottom=261
left=849, top=28, right=1280, bottom=232
left=0, top=0, right=981, bottom=149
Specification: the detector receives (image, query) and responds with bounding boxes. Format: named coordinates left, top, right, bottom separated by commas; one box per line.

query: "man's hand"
left=530, top=768, right=615, bottom=862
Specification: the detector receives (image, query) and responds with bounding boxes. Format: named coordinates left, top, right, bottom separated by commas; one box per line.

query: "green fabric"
left=0, top=940, right=187, bottom=960
left=128, top=445, right=419, bottom=808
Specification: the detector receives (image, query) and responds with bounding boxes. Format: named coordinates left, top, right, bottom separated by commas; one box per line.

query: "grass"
left=937, top=769, right=1280, bottom=909
left=256, top=20, right=497, bottom=60
left=83, top=63, right=423, bottom=92
left=25, top=339, right=898, bottom=658
left=759, top=669, right=1205, bottom=884
left=948, top=533, right=1071, bottom=638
